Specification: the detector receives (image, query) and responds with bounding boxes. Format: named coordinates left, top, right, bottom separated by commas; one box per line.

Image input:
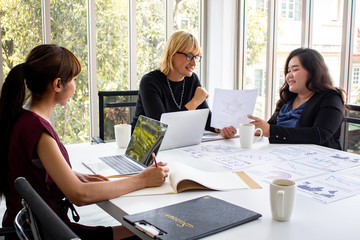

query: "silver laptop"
left=83, top=115, right=168, bottom=177
left=159, top=109, right=209, bottom=151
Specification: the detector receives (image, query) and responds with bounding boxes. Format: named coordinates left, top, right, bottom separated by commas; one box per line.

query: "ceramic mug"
left=270, top=179, right=296, bottom=222
left=114, top=124, right=131, bottom=148
left=238, top=124, right=263, bottom=148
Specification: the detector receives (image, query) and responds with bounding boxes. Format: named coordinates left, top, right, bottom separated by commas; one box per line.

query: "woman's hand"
left=185, top=87, right=209, bottom=110
left=138, top=162, right=169, bottom=188
left=74, top=171, right=109, bottom=183
left=218, top=126, right=237, bottom=139
left=247, top=115, right=270, bottom=137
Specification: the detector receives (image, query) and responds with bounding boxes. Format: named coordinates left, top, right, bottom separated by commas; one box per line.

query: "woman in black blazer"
left=248, top=48, right=345, bottom=150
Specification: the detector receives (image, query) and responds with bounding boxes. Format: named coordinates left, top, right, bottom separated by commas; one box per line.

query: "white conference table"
left=67, top=138, right=360, bottom=240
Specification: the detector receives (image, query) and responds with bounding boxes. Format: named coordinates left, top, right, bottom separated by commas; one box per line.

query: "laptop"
left=82, top=115, right=168, bottom=177
left=159, top=109, right=209, bottom=151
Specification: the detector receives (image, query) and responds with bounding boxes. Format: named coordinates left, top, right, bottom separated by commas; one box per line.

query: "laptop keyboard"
left=99, top=155, right=144, bottom=175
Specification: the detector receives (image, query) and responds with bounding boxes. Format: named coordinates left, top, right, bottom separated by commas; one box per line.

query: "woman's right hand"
left=247, top=114, right=270, bottom=137
left=138, top=162, right=169, bottom=188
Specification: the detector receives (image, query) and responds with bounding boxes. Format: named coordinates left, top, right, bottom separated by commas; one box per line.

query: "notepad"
left=123, top=195, right=262, bottom=240
left=122, top=162, right=261, bottom=197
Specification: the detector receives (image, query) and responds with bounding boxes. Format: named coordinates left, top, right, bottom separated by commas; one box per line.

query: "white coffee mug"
left=114, top=124, right=131, bottom=148
left=238, top=124, right=263, bottom=148
left=270, top=179, right=296, bottom=222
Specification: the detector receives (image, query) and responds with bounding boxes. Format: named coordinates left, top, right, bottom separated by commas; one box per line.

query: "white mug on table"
left=238, top=123, right=263, bottom=148
left=114, top=124, right=131, bottom=148
left=270, top=179, right=296, bottom=222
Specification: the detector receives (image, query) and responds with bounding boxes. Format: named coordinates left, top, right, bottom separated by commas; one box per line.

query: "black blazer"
left=268, top=89, right=344, bottom=150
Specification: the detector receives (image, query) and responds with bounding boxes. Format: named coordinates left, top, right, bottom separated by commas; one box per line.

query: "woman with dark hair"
left=248, top=48, right=345, bottom=149
left=131, top=31, right=237, bottom=138
left=0, top=44, right=168, bottom=240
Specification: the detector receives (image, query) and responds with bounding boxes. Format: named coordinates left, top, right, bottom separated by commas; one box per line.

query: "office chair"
left=14, top=177, right=81, bottom=240
left=341, top=104, right=360, bottom=153
left=92, top=90, right=139, bottom=143
left=0, top=226, right=17, bottom=239
left=1, top=196, right=28, bottom=239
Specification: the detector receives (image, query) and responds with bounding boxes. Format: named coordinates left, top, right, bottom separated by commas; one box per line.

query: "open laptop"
left=82, top=115, right=168, bottom=177
left=159, top=109, right=209, bottom=151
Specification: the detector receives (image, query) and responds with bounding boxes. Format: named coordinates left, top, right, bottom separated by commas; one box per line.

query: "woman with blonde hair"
left=131, top=31, right=236, bottom=138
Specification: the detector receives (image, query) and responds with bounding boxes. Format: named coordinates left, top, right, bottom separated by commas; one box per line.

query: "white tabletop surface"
left=67, top=138, right=360, bottom=240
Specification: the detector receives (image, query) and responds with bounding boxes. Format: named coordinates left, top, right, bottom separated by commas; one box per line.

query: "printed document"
left=296, top=173, right=360, bottom=204
left=211, top=88, right=258, bottom=129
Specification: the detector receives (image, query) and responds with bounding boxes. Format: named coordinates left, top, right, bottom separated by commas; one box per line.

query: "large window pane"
left=51, top=0, right=89, bottom=144
left=136, top=0, right=165, bottom=85
left=173, top=0, right=201, bottom=76
left=244, top=1, right=268, bottom=119
left=312, top=0, right=343, bottom=87
left=96, top=1, right=129, bottom=91
left=1, top=0, right=42, bottom=77
left=344, top=0, right=360, bottom=154
left=350, top=0, right=360, bottom=105
left=173, top=0, right=200, bottom=39
left=274, top=0, right=302, bottom=110
left=95, top=1, right=130, bottom=140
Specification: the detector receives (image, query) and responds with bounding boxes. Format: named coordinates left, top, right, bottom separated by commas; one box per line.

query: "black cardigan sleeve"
left=268, top=90, right=344, bottom=149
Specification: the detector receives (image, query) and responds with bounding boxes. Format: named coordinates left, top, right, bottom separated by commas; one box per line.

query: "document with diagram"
left=211, top=88, right=258, bottom=129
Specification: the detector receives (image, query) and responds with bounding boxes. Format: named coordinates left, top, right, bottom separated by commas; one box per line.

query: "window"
left=274, top=0, right=302, bottom=110
left=280, top=0, right=301, bottom=20
left=136, top=0, right=166, bottom=85
left=349, top=1, right=360, bottom=105
left=312, top=0, right=343, bottom=87
left=2, top=1, right=360, bottom=145
left=0, top=0, right=200, bottom=144
left=0, top=0, right=42, bottom=78
left=51, top=0, right=89, bottom=144
left=244, top=1, right=268, bottom=119
left=96, top=1, right=129, bottom=91
left=352, top=67, right=360, bottom=85
left=254, top=70, right=264, bottom=96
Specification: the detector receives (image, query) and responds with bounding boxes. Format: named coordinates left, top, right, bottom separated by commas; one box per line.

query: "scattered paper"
left=245, top=161, right=326, bottom=182
left=296, top=173, right=360, bottom=204
left=211, top=88, right=258, bottom=129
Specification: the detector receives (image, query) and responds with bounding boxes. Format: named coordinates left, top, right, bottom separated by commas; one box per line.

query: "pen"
left=152, top=152, right=158, bottom=167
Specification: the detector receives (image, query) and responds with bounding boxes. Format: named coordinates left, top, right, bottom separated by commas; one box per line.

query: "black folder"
left=123, top=195, right=262, bottom=240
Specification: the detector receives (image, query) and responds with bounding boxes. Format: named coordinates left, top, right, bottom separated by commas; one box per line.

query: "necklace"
left=167, top=78, right=185, bottom=110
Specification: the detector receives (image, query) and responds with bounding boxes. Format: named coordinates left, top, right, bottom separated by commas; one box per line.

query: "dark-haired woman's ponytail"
left=0, top=63, right=27, bottom=194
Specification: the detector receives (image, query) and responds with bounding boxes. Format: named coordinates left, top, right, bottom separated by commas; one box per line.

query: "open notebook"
left=82, top=115, right=168, bottom=177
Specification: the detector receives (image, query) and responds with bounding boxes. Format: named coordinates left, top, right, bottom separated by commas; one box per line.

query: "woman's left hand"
left=219, top=126, right=237, bottom=139
left=74, top=171, right=109, bottom=182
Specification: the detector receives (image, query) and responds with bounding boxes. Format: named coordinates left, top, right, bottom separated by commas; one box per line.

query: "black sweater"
left=131, top=70, right=214, bottom=132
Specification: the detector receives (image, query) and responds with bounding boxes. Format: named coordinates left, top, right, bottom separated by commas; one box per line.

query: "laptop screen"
left=125, top=115, right=168, bottom=166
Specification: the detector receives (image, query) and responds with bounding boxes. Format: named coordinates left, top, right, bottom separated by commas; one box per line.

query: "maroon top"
left=3, top=110, right=72, bottom=226
left=2, top=110, right=112, bottom=239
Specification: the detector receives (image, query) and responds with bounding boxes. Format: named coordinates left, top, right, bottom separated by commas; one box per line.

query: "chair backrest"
left=14, top=177, right=81, bottom=240
left=341, top=104, right=360, bottom=153
left=97, top=90, right=139, bottom=142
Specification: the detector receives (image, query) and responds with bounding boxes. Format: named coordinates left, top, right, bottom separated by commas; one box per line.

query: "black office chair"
left=13, top=177, right=81, bottom=240
left=0, top=226, right=17, bottom=239
left=1, top=197, right=27, bottom=239
left=341, top=104, right=360, bottom=153
left=92, top=90, right=139, bottom=143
